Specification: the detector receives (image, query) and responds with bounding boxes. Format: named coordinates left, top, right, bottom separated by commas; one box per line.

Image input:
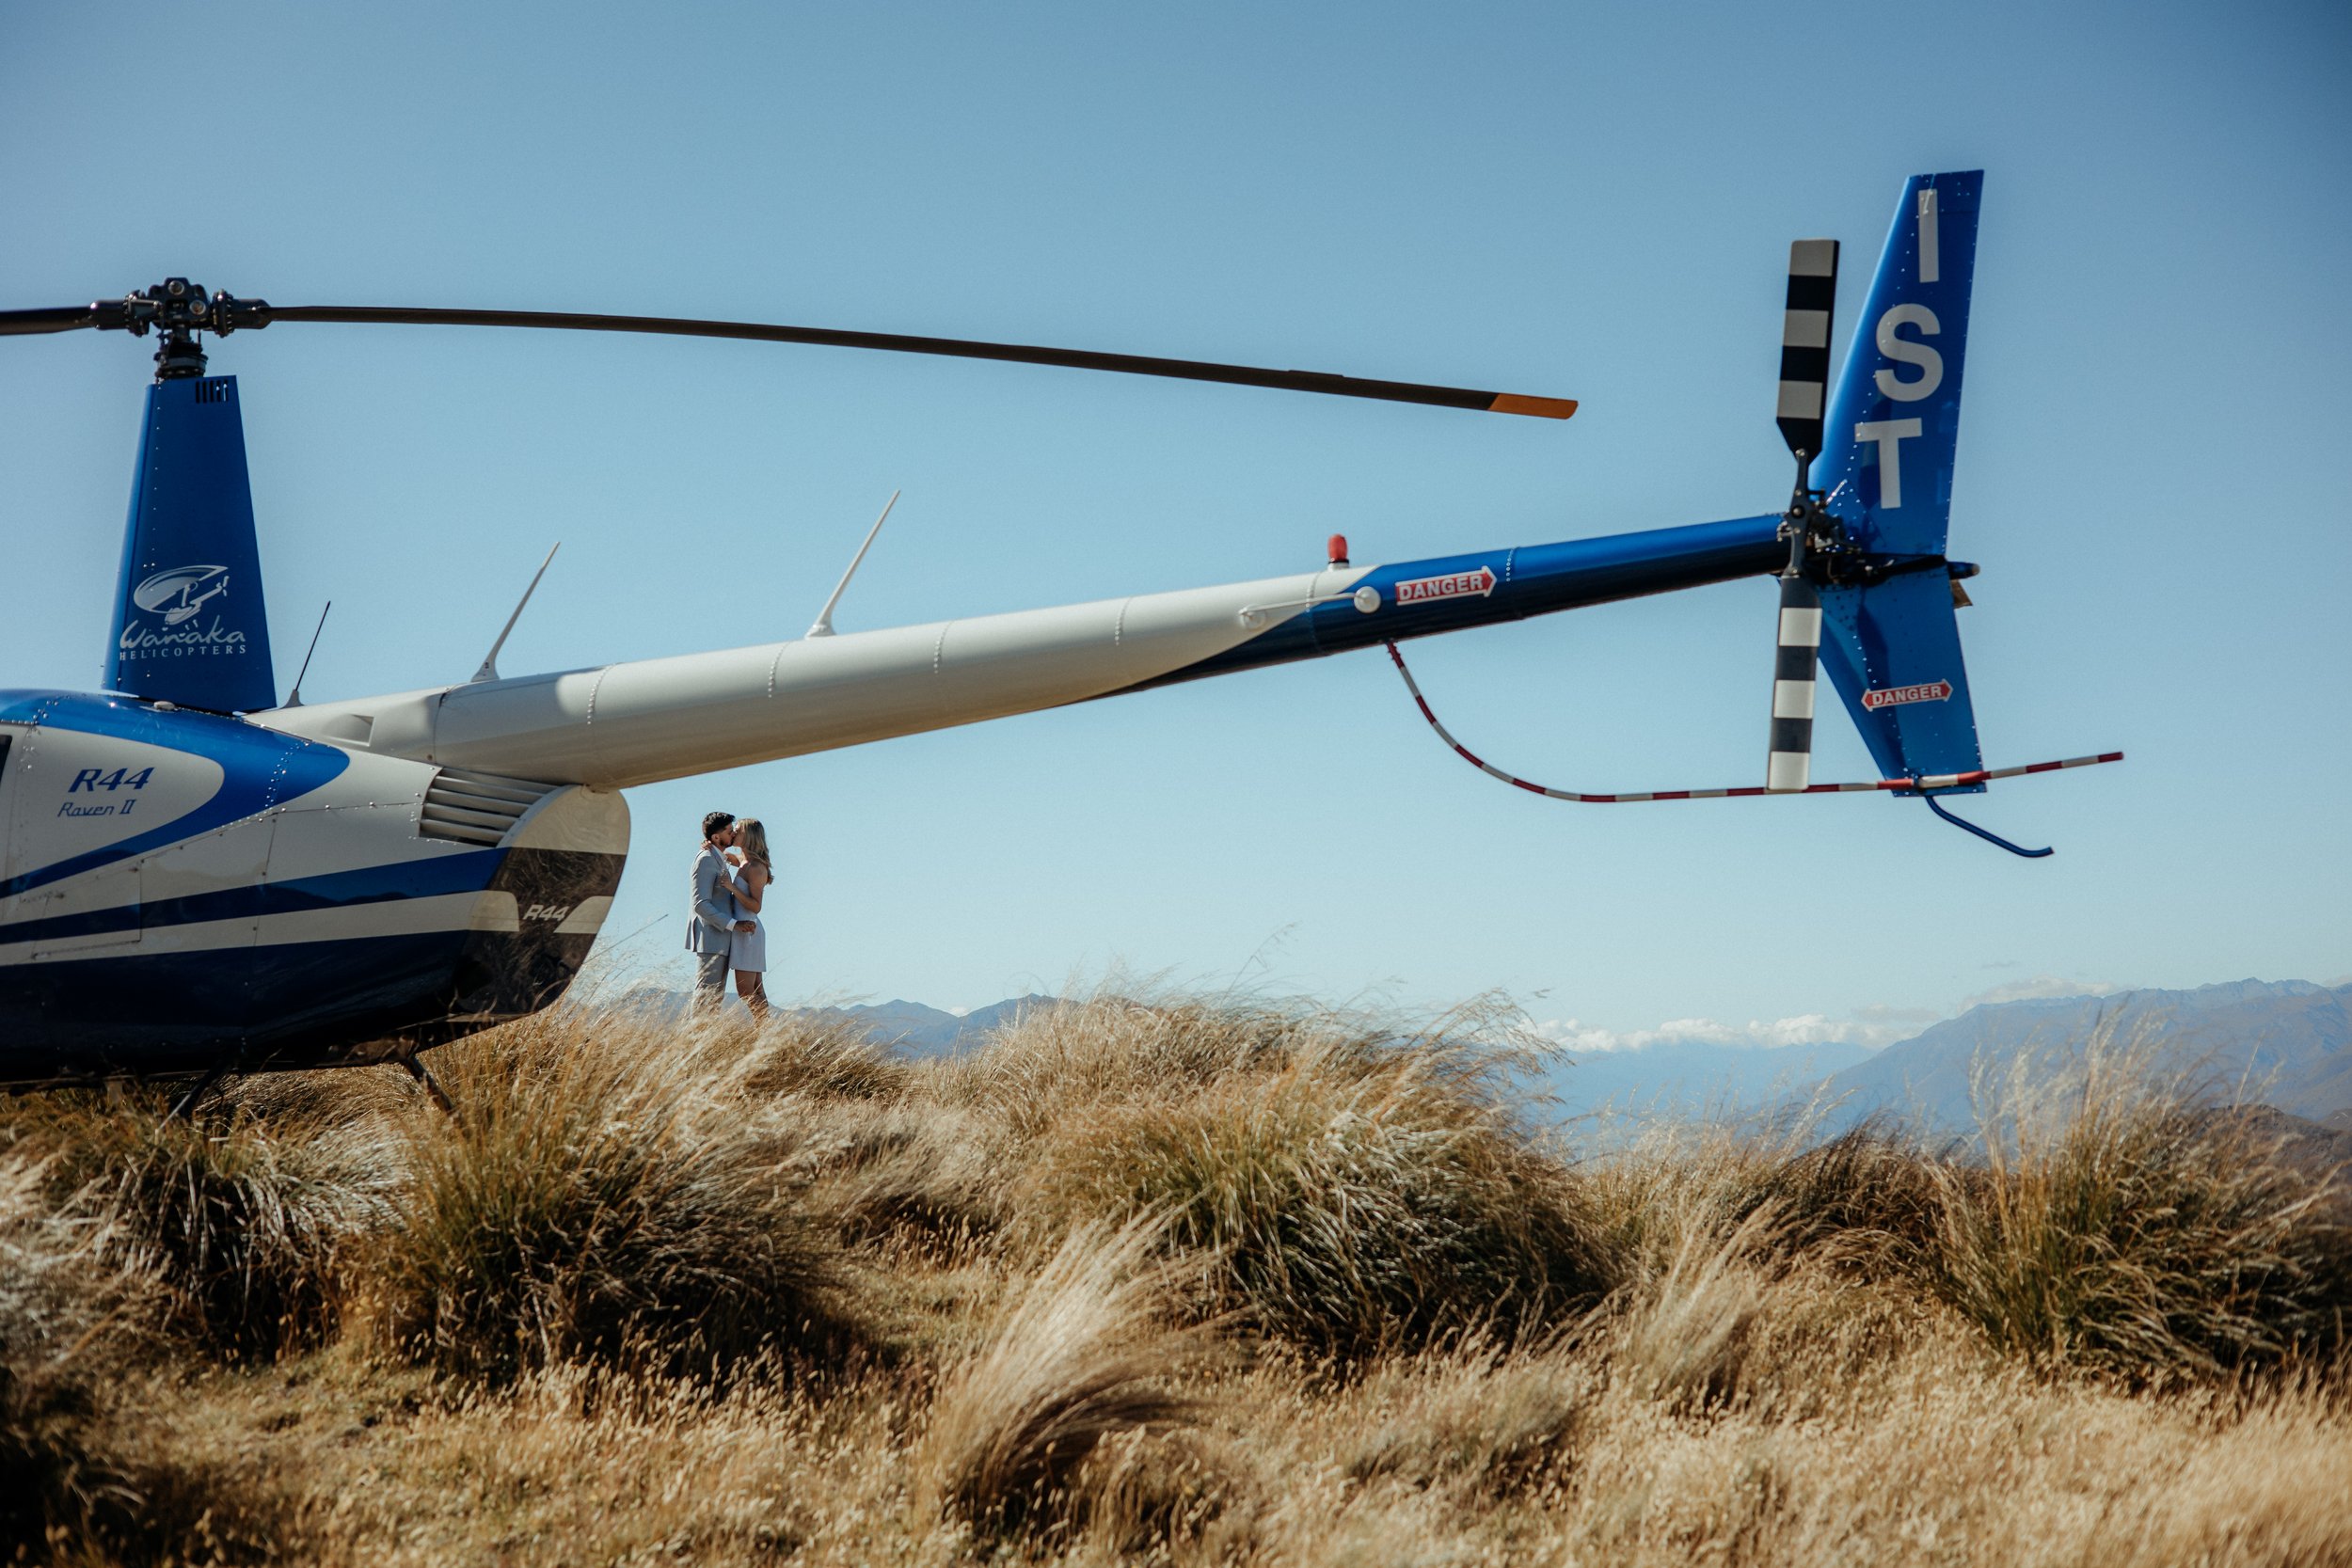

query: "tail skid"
left=1384, top=641, right=2120, bottom=850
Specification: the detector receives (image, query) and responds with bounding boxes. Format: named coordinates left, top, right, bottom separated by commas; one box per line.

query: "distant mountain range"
left=1532, top=979, right=2352, bottom=1135
left=792, top=995, right=1063, bottom=1056
left=1800, top=979, right=2352, bottom=1136
left=1505, top=973, right=2352, bottom=1132
left=603, top=988, right=1065, bottom=1053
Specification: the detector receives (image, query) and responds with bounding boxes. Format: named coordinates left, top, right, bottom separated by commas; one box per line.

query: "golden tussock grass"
left=1, top=1085, right=395, bottom=1363
left=368, top=1011, right=861, bottom=1386
left=0, top=992, right=2345, bottom=1565
left=1006, top=1007, right=1604, bottom=1358
left=914, top=1214, right=1217, bottom=1549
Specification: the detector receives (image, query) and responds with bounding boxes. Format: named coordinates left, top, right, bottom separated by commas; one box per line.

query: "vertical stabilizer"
left=1813, top=171, right=1986, bottom=789
left=107, top=375, right=278, bottom=712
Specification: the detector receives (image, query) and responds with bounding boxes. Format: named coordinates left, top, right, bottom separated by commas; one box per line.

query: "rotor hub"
left=94, top=278, right=273, bottom=379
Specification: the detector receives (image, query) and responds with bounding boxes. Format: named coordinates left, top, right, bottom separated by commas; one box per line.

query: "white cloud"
left=1529, top=1011, right=1915, bottom=1055
left=1527, top=979, right=2133, bottom=1056
left=1955, top=975, right=2121, bottom=1010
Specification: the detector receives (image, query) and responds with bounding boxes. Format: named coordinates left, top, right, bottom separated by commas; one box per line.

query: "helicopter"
left=0, top=169, right=2118, bottom=1107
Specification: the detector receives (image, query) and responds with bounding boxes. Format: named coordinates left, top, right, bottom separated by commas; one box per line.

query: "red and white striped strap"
left=1384, top=641, right=2122, bottom=802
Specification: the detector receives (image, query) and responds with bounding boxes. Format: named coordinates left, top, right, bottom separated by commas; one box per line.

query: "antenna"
left=283, top=600, right=332, bottom=707
left=472, top=543, right=559, bottom=683
left=806, top=490, right=899, bottom=639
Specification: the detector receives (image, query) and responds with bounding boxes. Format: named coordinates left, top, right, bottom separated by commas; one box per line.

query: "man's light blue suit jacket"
left=686, top=844, right=739, bottom=956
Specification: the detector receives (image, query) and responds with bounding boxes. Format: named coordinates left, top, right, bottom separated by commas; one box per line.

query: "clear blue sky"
left=5, top=0, right=2346, bottom=1042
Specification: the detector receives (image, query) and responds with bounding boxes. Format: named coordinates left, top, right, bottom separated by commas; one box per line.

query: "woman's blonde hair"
left=735, top=817, right=773, bottom=873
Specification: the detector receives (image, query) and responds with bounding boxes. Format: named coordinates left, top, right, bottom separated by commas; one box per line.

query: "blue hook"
left=1919, top=789, right=2054, bottom=858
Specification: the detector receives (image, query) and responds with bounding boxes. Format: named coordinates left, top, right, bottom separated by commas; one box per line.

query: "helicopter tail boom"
left=261, top=515, right=1786, bottom=788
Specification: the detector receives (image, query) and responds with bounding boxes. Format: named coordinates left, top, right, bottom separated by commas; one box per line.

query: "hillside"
left=1802, top=979, right=2352, bottom=1135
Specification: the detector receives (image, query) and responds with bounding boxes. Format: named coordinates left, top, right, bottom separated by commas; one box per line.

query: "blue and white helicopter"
left=0, top=170, right=2116, bottom=1106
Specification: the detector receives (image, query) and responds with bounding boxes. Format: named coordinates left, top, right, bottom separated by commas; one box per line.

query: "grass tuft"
left=372, top=1012, right=859, bottom=1385
left=1750, top=1120, right=1949, bottom=1272
left=797, top=1100, right=1004, bottom=1254
left=1342, top=1338, right=1597, bottom=1497
left=929, top=990, right=1308, bottom=1137
left=743, top=1014, right=915, bottom=1101
left=914, top=1216, right=1214, bottom=1546
left=1926, top=1036, right=2352, bottom=1382
left=1613, top=1203, right=1780, bottom=1411
left=5, top=1088, right=393, bottom=1362
left=0, top=1153, right=124, bottom=1552
left=1006, top=997, right=1605, bottom=1358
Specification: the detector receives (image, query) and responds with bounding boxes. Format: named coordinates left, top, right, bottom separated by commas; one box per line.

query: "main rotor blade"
left=0, top=306, right=102, bottom=335
left=259, top=304, right=1578, bottom=419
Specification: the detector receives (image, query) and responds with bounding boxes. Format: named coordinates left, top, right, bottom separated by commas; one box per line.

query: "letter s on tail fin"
left=1816, top=172, right=1987, bottom=791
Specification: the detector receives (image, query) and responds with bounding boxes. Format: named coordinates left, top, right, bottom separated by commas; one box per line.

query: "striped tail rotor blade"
left=1766, top=574, right=1821, bottom=792
left=1774, top=238, right=1839, bottom=469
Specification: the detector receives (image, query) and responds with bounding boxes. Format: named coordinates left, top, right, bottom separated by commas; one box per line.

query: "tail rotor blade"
left=1766, top=573, right=1821, bottom=792
left=1774, top=239, right=1840, bottom=470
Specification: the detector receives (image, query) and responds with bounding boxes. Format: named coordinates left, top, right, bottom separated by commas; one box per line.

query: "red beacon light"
left=1327, top=532, right=1350, bottom=567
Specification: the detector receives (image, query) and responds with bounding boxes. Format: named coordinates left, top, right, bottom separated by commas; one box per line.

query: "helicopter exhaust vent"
left=419, top=768, right=557, bottom=846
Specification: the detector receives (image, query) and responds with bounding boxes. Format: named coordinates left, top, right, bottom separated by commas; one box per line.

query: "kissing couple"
left=687, top=810, right=774, bottom=1017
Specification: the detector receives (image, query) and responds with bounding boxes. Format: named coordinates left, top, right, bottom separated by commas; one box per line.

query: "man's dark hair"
left=702, top=811, right=736, bottom=841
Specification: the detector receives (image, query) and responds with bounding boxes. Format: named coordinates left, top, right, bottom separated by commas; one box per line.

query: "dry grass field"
left=3, top=990, right=2347, bottom=1566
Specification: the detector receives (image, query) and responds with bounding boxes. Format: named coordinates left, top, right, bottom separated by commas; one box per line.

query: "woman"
left=723, top=817, right=775, bottom=1019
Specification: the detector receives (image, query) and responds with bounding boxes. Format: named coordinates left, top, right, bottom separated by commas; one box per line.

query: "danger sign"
left=1862, top=680, right=1953, bottom=711
left=1394, top=565, right=1497, bottom=606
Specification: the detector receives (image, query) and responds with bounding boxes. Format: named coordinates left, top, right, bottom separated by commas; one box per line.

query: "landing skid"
left=394, top=1052, right=458, bottom=1117
left=166, top=1065, right=229, bottom=1121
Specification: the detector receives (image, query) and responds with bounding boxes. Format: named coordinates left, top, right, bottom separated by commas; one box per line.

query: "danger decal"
left=1861, top=680, right=1953, bottom=711
left=1393, top=565, right=1497, bottom=606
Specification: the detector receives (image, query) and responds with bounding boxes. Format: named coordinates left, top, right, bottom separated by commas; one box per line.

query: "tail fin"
left=106, top=374, right=278, bottom=714
left=1815, top=171, right=1986, bottom=790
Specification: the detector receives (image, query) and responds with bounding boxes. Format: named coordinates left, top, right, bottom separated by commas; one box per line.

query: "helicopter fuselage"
left=0, top=690, right=626, bottom=1083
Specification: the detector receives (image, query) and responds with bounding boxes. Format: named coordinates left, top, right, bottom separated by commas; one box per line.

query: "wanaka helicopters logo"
left=118, top=565, right=249, bottom=660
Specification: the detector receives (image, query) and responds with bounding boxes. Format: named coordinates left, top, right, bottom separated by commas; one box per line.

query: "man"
left=688, top=811, right=755, bottom=1013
